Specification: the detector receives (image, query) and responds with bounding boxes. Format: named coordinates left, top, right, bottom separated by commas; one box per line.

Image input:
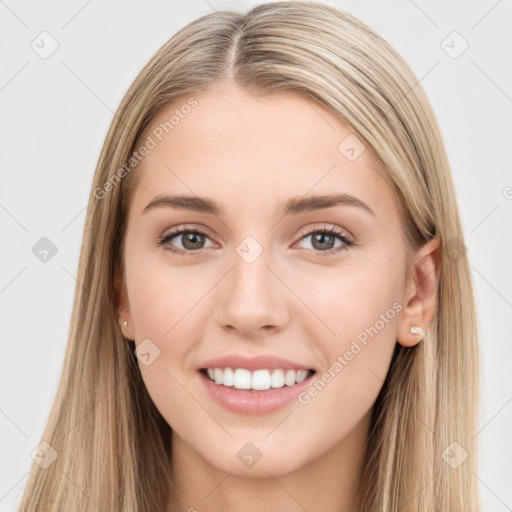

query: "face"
left=118, top=83, right=412, bottom=478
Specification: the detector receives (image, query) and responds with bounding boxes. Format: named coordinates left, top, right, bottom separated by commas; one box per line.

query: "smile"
left=198, top=367, right=317, bottom=415
left=202, top=367, right=314, bottom=391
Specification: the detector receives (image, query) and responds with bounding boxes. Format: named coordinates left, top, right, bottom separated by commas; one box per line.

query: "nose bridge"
left=214, top=235, right=288, bottom=335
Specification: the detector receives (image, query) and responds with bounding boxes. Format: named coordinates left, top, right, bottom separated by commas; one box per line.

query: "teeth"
left=204, top=368, right=311, bottom=390
left=284, top=369, right=296, bottom=386
left=271, top=369, right=285, bottom=388
left=223, top=367, right=235, bottom=387
left=252, top=369, right=271, bottom=391
left=296, top=369, right=308, bottom=383
left=234, top=369, right=251, bottom=389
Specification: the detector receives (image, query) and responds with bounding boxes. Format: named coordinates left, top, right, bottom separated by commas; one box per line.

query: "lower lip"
left=198, top=370, right=315, bottom=415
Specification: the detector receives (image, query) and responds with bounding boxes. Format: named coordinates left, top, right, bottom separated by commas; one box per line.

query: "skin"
left=116, top=82, right=440, bottom=512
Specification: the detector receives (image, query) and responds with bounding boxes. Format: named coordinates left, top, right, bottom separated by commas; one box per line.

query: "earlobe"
left=118, top=317, right=134, bottom=341
left=114, top=271, right=133, bottom=340
left=396, top=236, right=441, bottom=348
left=118, top=308, right=134, bottom=340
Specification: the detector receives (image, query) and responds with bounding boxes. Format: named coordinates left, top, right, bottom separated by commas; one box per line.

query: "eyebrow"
left=142, top=193, right=375, bottom=217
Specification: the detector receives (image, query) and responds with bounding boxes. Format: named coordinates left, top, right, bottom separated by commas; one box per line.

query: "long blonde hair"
left=19, top=2, right=481, bottom=510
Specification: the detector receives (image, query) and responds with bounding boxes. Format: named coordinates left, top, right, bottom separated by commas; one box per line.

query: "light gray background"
left=1, top=1, right=511, bottom=510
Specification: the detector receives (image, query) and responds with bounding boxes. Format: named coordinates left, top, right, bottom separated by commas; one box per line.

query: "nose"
left=214, top=247, right=290, bottom=338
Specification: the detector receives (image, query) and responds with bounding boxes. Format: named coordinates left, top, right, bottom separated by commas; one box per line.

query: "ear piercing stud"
left=119, top=319, right=128, bottom=328
left=410, top=326, right=424, bottom=336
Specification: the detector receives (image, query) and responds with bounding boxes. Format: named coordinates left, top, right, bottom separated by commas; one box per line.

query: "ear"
left=114, top=270, right=133, bottom=340
left=397, top=236, right=441, bottom=347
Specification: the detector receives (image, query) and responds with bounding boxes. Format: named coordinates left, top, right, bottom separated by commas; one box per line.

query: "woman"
left=19, top=2, right=481, bottom=510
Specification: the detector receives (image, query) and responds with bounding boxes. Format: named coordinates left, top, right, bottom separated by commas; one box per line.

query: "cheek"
left=124, top=251, right=211, bottom=410
left=296, top=255, right=402, bottom=409
left=299, top=254, right=402, bottom=340
left=126, top=251, right=199, bottom=342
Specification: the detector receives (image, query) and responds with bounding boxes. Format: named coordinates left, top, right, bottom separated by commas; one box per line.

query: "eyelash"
left=157, top=225, right=354, bottom=257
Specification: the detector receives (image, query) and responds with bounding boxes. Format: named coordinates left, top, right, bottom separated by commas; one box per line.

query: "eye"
left=157, top=226, right=215, bottom=256
left=295, top=225, right=354, bottom=256
left=157, top=224, right=354, bottom=257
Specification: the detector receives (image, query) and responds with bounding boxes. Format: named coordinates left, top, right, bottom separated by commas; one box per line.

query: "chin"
left=199, top=437, right=312, bottom=478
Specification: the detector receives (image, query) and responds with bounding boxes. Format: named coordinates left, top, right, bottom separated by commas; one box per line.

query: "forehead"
left=129, top=84, right=397, bottom=220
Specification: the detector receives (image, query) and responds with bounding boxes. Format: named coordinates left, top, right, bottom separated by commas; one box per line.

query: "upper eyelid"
left=298, top=224, right=352, bottom=239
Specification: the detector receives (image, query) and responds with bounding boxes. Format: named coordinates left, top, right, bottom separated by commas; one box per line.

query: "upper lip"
left=199, top=354, right=315, bottom=371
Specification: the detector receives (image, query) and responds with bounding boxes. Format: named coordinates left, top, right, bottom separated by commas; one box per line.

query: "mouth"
left=199, top=367, right=317, bottom=392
